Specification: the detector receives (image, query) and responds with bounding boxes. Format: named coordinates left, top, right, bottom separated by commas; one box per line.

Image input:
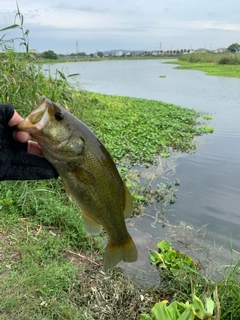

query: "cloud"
left=51, top=2, right=110, bottom=13
left=1, top=0, right=240, bottom=53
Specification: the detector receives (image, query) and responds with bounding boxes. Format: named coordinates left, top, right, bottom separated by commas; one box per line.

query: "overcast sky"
left=0, top=0, right=240, bottom=54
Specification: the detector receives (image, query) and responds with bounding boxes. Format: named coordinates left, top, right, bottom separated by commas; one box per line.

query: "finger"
left=8, top=110, right=24, bottom=126
left=27, top=141, right=44, bottom=157
left=13, top=130, right=30, bottom=143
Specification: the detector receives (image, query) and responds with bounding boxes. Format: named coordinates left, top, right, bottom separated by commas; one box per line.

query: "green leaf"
left=157, top=240, right=171, bottom=252
left=149, top=251, right=165, bottom=265
left=192, top=295, right=206, bottom=319
left=67, top=73, right=80, bottom=78
left=167, top=301, right=181, bottom=319
left=205, top=297, right=215, bottom=315
left=178, top=309, right=195, bottom=320
left=151, top=302, right=172, bottom=320
left=56, top=69, right=67, bottom=80
left=0, top=24, right=19, bottom=31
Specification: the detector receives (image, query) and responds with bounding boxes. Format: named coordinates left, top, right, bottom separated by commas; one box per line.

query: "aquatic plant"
left=142, top=241, right=220, bottom=319
left=198, top=126, right=214, bottom=134
left=149, top=240, right=198, bottom=271
left=203, top=115, right=212, bottom=120
left=141, top=293, right=219, bottom=320
left=79, top=92, right=213, bottom=166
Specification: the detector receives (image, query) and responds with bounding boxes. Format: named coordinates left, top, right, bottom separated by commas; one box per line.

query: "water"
left=47, top=60, right=240, bottom=283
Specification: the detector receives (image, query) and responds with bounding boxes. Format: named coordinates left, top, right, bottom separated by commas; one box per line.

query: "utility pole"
left=76, top=40, right=79, bottom=55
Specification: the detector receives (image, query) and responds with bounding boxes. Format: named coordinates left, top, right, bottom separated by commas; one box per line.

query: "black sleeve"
left=0, top=103, right=58, bottom=180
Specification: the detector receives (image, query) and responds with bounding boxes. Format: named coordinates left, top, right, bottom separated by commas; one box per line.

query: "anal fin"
left=82, top=211, right=102, bottom=235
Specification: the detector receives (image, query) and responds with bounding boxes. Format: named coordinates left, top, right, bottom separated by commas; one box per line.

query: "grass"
left=218, top=261, right=240, bottom=319
left=0, top=218, right=157, bottom=320
left=0, top=226, right=79, bottom=319
left=38, top=55, right=178, bottom=64
left=166, top=52, right=240, bottom=78
left=179, top=52, right=240, bottom=64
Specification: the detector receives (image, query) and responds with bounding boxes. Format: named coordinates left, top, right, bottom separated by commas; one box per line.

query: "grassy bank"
left=179, top=52, right=240, bottom=64
left=39, top=55, right=179, bottom=64
left=168, top=52, right=240, bottom=78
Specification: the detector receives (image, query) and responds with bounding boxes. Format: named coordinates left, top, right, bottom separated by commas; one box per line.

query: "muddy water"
left=47, top=60, right=240, bottom=285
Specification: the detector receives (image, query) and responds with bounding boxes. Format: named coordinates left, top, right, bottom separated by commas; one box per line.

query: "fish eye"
left=55, top=112, right=64, bottom=121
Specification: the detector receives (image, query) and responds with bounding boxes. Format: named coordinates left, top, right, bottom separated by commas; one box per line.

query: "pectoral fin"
left=123, top=183, right=133, bottom=219
left=82, top=211, right=102, bottom=235
left=62, top=179, right=72, bottom=201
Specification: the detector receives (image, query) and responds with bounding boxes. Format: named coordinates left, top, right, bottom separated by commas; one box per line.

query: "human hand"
left=8, top=109, right=45, bottom=157
left=0, top=103, right=58, bottom=180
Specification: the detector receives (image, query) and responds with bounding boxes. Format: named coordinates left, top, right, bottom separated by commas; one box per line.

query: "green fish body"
left=18, top=97, right=138, bottom=270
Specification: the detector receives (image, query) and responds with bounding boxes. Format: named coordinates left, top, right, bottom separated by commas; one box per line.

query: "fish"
left=18, top=96, right=138, bottom=270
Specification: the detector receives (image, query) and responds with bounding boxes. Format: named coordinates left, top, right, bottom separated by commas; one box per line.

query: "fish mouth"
left=17, top=97, right=49, bottom=137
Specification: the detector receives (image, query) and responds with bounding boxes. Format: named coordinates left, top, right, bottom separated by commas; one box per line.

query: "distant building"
left=29, top=49, right=38, bottom=54
left=151, top=50, right=161, bottom=56
left=213, top=48, right=227, bottom=53
left=194, top=48, right=210, bottom=53
left=114, top=50, right=123, bottom=56
left=104, top=52, right=112, bottom=57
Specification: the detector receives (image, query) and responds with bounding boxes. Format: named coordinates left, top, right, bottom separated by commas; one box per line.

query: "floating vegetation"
left=79, top=92, right=214, bottom=167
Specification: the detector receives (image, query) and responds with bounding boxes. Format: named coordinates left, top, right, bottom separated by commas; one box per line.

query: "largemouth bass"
left=18, top=97, right=138, bottom=270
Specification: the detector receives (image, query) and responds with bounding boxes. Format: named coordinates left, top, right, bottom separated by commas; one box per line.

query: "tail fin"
left=103, top=234, right=138, bottom=270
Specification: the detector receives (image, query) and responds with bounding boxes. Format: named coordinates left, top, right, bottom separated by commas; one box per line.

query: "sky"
left=0, top=0, right=240, bottom=54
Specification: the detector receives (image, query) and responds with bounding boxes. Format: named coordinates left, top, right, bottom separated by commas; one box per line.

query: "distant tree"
left=227, top=43, right=240, bottom=52
left=42, top=50, right=58, bottom=60
left=89, top=53, right=94, bottom=57
left=78, top=52, right=87, bottom=57
left=97, top=51, right=103, bottom=57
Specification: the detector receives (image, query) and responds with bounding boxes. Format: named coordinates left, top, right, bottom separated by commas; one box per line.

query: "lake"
left=46, top=59, right=240, bottom=284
